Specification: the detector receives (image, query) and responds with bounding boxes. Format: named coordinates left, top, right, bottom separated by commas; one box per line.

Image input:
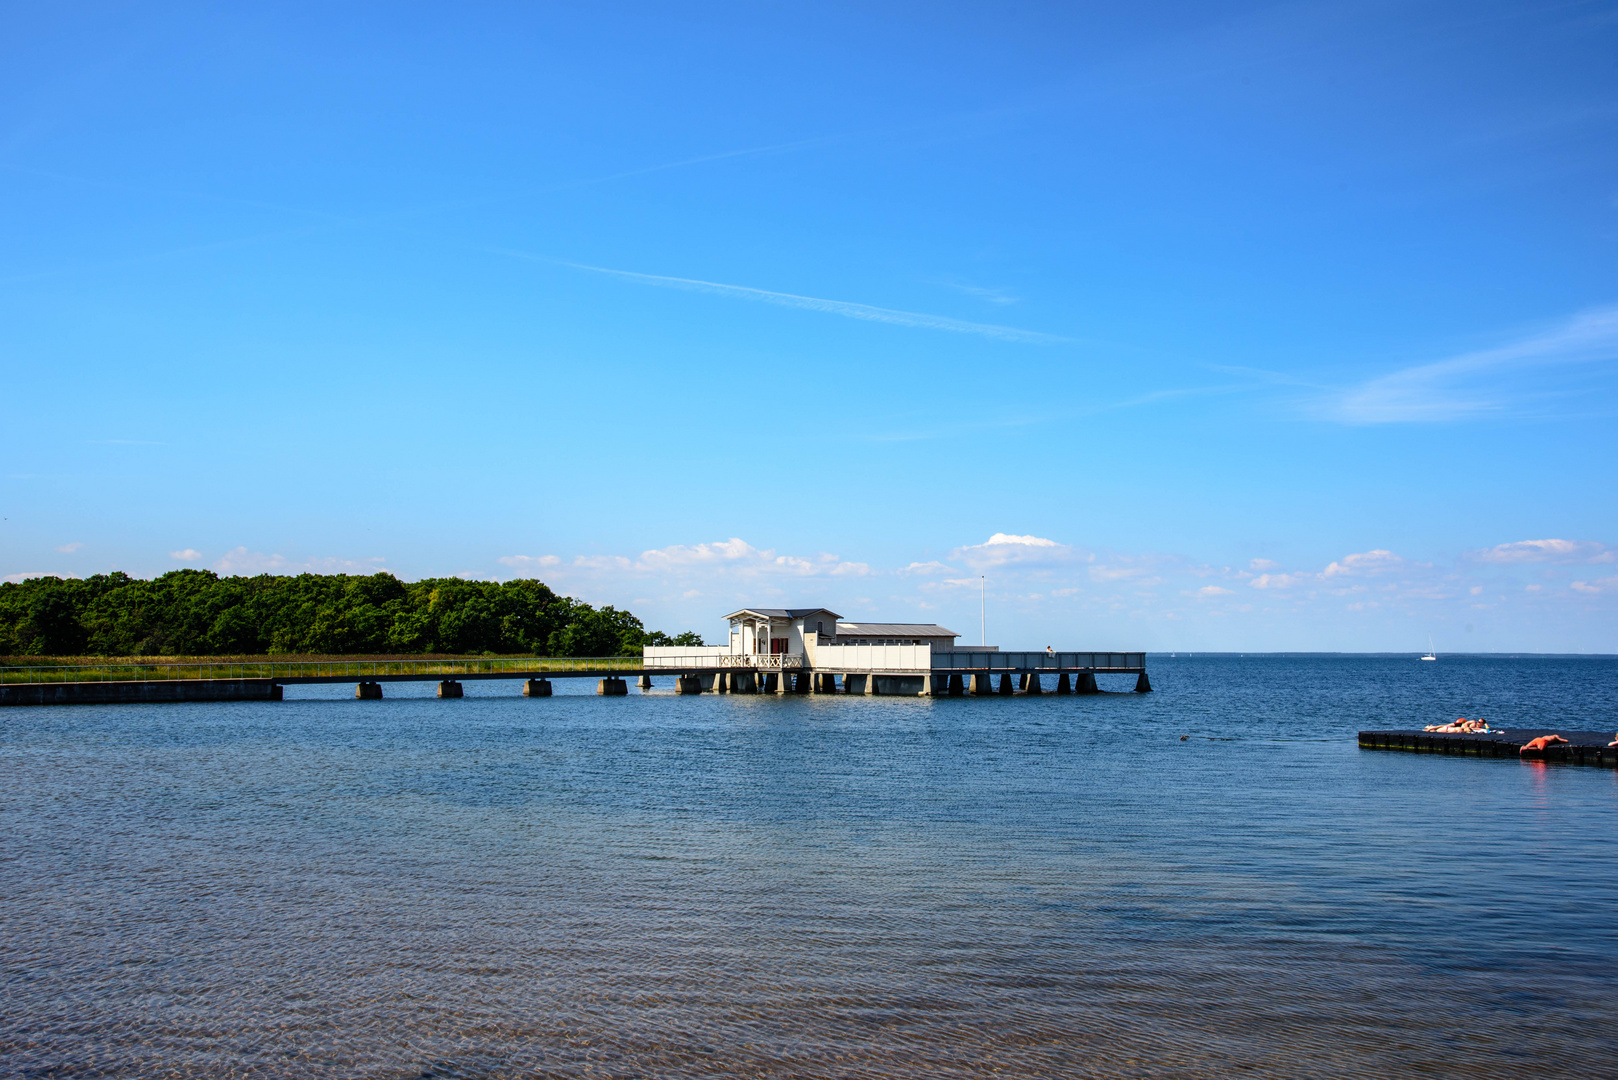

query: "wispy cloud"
left=938, top=279, right=1020, bottom=305
left=490, top=248, right=1068, bottom=343
left=1469, top=538, right=1614, bottom=564
left=497, top=554, right=561, bottom=570
left=54, top=542, right=83, bottom=554
left=212, top=547, right=387, bottom=575
left=1328, top=303, right=1618, bottom=423
left=504, top=539, right=871, bottom=581
left=170, top=548, right=202, bottom=560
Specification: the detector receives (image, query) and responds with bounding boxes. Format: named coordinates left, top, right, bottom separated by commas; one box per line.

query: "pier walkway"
left=0, top=651, right=1149, bottom=706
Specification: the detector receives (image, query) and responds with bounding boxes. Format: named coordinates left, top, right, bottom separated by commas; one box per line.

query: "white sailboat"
left=1421, top=636, right=1437, bottom=661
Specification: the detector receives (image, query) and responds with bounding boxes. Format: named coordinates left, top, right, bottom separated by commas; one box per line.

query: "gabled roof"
left=723, top=607, right=842, bottom=621
left=835, top=622, right=960, bottom=638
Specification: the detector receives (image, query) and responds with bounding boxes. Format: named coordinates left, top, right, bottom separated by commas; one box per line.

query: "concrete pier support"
left=597, top=678, right=628, bottom=696
left=637, top=675, right=654, bottom=690
left=356, top=681, right=383, bottom=700
left=712, top=672, right=729, bottom=693
left=523, top=679, right=552, bottom=697
left=437, top=680, right=463, bottom=698
left=996, top=673, right=1013, bottom=695
left=970, top=673, right=994, bottom=695
left=1020, top=673, right=1043, bottom=695
left=733, top=672, right=757, bottom=693
left=947, top=673, right=965, bottom=696
left=1135, top=671, right=1153, bottom=693
left=1076, top=673, right=1100, bottom=694
left=1056, top=673, right=1072, bottom=695
left=864, top=673, right=880, bottom=695
left=760, top=672, right=776, bottom=693
left=675, top=675, right=703, bottom=694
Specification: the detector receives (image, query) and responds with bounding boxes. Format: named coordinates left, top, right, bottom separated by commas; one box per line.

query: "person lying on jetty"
left=1520, top=735, right=1569, bottom=753
left=1423, top=718, right=1493, bottom=733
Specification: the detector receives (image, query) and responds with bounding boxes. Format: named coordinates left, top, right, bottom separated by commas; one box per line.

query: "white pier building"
left=643, top=606, right=1149, bottom=696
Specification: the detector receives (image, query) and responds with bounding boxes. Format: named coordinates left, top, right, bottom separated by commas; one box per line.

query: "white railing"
left=810, top=643, right=932, bottom=672
left=642, top=648, right=804, bottom=670
left=640, top=646, right=1144, bottom=673
left=931, top=651, right=1146, bottom=671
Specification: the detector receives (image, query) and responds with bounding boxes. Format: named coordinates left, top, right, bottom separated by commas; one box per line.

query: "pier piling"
left=597, top=678, right=628, bottom=696
left=356, top=682, right=382, bottom=700
left=522, top=679, right=552, bottom=697
left=437, top=680, right=463, bottom=698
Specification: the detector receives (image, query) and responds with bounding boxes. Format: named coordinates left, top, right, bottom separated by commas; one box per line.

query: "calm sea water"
left=3, top=655, right=1617, bottom=1079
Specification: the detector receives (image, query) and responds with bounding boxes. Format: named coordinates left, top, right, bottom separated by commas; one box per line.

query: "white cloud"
left=1329, top=303, right=1618, bottom=423
left=898, top=561, right=955, bottom=576
left=1470, top=539, right=1613, bottom=564
left=170, top=548, right=203, bottom=560
left=985, top=533, right=1059, bottom=547
left=1193, top=585, right=1234, bottom=597
left=212, top=547, right=386, bottom=575
left=54, top=542, right=83, bottom=554
left=1249, top=572, right=1308, bottom=589
left=5, top=571, right=75, bottom=583
left=634, top=539, right=868, bottom=578
left=498, top=554, right=561, bottom=570
left=1322, top=549, right=1404, bottom=577
left=1249, top=558, right=1280, bottom=571
left=636, top=538, right=761, bottom=568
left=955, top=533, right=1084, bottom=569
left=1090, top=564, right=1151, bottom=582
left=573, top=555, right=634, bottom=571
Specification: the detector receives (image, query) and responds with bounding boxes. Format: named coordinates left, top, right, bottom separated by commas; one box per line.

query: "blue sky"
left=3, top=1, right=1616, bottom=652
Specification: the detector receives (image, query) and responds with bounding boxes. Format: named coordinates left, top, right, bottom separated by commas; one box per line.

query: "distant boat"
left=1421, top=636, right=1437, bottom=661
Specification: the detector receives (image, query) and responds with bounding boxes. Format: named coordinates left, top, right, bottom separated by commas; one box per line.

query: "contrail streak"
left=493, top=250, right=1068, bottom=343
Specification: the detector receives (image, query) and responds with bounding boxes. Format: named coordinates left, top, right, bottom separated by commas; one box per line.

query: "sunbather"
left=1423, top=718, right=1492, bottom=733
left=1520, top=735, right=1569, bottom=753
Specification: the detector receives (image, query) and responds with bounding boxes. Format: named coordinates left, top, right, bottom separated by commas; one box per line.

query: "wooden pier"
left=1359, top=729, right=1618, bottom=767
left=0, top=653, right=1150, bottom=706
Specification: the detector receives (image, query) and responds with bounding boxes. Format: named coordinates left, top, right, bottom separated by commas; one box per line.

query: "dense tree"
left=0, top=572, right=702, bottom=658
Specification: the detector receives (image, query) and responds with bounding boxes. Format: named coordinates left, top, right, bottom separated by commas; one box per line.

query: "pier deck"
left=1360, top=729, right=1618, bottom=767
left=1, top=653, right=1150, bottom=706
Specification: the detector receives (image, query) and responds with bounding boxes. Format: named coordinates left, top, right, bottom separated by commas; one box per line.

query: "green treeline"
left=0, top=570, right=703, bottom=658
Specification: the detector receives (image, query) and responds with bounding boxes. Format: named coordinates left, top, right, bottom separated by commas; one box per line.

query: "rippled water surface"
left=3, top=655, right=1617, bottom=1078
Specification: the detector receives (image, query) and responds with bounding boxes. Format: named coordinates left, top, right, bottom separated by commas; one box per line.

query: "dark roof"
left=722, top=607, right=842, bottom=620
left=835, top=622, right=960, bottom=638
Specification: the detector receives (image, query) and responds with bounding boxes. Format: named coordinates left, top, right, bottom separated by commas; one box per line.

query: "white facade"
left=644, top=606, right=960, bottom=673
left=723, top=607, right=841, bottom=657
